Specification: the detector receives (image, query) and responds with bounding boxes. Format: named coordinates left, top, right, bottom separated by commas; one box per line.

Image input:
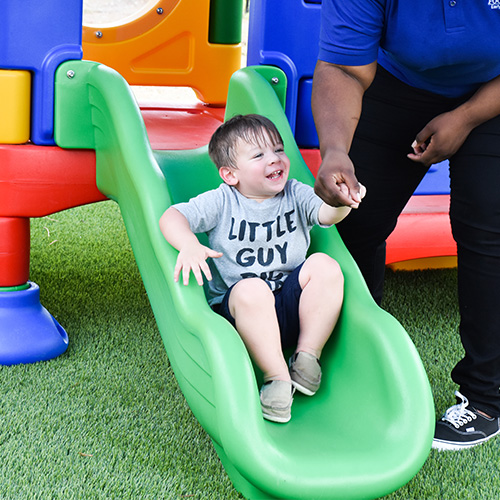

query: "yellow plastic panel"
left=0, top=70, right=31, bottom=144
left=387, top=256, right=458, bottom=271
left=82, top=0, right=241, bottom=105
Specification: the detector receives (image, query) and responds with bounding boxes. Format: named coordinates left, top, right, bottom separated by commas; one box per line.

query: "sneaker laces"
left=441, top=391, right=477, bottom=429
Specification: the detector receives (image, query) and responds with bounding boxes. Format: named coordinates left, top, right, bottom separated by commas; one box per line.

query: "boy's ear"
left=219, top=166, right=238, bottom=186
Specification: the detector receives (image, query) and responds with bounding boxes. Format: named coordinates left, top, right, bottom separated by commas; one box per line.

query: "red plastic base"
left=387, top=195, right=455, bottom=264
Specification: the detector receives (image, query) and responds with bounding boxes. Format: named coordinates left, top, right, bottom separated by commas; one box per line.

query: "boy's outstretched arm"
left=318, top=183, right=367, bottom=226
left=159, top=207, right=223, bottom=286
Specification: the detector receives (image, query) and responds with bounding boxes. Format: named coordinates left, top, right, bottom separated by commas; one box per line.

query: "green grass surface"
left=1, top=201, right=499, bottom=499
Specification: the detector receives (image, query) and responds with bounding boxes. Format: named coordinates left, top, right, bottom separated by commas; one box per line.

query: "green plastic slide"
left=54, top=60, right=434, bottom=499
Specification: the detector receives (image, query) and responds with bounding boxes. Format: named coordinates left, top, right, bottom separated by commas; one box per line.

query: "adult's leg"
left=449, top=114, right=500, bottom=417
left=336, top=67, right=452, bottom=303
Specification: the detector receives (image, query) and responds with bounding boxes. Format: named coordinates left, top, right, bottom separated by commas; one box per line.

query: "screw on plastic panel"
left=157, top=7, right=164, bottom=14
left=95, top=31, right=103, bottom=38
left=66, top=70, right=75, bottom=79
left=271, top=77, right=279, bottom=84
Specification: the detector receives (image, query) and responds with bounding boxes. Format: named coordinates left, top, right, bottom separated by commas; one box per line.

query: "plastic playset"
left=0, top=1, right=444, bottom=498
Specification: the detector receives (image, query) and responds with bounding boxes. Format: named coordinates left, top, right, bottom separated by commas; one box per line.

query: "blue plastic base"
left=0, top=282, right=68, bottom=365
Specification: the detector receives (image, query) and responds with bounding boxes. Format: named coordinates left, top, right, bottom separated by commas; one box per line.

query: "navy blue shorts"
left=212, top=263, right=304, bottom=350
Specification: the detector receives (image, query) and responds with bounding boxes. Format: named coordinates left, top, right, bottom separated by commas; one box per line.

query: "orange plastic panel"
left=0, top=70, right=31, bottom=144
left=82, top=0, right=241, bottom=105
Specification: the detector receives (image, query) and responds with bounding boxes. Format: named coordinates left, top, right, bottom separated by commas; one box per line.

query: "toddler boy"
left=160, top=114, right=365, bottom=422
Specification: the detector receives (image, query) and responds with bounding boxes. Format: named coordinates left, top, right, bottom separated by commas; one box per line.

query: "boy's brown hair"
left=208, top=114, right=284, bottom=169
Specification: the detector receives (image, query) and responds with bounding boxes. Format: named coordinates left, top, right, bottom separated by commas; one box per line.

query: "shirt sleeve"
left=318, top=0, right=386, bottom=66
left=289, top=180, right=325, bottom=228
left=172, top=186, right=223, bottom=234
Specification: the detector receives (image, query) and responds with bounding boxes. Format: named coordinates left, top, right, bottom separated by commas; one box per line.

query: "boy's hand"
left=318, top=182, right=366, bottom=226
left=174, top=242, right=223, bottom=286
left=337, top=181, right=366, bottom=207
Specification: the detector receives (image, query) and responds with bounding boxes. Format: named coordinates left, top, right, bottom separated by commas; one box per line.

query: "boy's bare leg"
left=229, top=278, right=291, bottom=382
left=296, top=253, right=344, bottom=358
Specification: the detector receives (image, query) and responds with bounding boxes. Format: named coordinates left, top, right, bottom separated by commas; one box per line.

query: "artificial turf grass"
left=1, top=201, right=241, bottom=500
left=1, top=200, right=499, bottom=499
left=382, top=267, right=462, bottom=408
left=383, top=268, right=500, bottom=500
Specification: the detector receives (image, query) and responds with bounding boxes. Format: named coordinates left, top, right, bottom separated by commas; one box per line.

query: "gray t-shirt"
left=173, top=179, right=326, bottom=305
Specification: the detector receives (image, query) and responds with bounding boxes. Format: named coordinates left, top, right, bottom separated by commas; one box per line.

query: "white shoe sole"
left=291, top=380, right=316, bottom=396
left=432, top=428, right=500, bottom=451
left=262, top=411, right=291, bottom=423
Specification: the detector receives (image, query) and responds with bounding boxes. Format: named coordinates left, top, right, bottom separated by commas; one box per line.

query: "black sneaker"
left=432, top=391, right=500, bottom=451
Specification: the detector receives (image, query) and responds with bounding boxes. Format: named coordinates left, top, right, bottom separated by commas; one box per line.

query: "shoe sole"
left=291, top=380, right=316, bottom=396
left=262, top=411, right=291, bottom=423
left=288, top=354, right=320, bottom=396
left=432, top=427, right=500, bottom=451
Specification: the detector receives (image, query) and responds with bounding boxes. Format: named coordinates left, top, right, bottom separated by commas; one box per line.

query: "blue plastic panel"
left=295, top=78, right=317, bottom=148
left=247, top=0, right=451, bottom=196
left=414, top=160, right=450, bottom=195
left=247, top=0, right=321, bottom=142
left=0, top=0, right=83, bottom=145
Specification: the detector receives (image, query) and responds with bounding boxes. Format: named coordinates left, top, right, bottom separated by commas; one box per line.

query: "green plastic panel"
left=209, top=0, right=243, bottom=44
left=54, top=61, right=434, bottom=499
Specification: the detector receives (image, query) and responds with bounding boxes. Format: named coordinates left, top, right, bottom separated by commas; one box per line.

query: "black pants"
left=336, top=66, right=500, bottom=416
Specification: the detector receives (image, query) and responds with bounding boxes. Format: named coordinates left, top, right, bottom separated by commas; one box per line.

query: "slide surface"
left=54, top=61, right=434, bottom=500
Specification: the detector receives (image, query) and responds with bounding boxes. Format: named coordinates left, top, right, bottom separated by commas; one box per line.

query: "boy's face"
left=221, top=135, right=290, bottom=202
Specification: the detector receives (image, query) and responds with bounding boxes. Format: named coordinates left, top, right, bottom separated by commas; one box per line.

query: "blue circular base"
left=0, top=282, right=68, bottom=365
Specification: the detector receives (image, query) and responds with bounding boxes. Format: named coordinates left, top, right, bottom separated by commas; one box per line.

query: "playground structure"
left=1, top=1, right=436, bottom=498
left=0, top=0, right=240, bottom=363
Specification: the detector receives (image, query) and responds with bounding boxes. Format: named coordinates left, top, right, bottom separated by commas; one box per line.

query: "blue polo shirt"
left=318, top=0, right=500, bottom=98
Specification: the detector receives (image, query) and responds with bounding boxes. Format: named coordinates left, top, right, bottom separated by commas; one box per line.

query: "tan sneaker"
left=289, top=351, right=321, bottom=396
left=260, top=380, right=294, bottom=423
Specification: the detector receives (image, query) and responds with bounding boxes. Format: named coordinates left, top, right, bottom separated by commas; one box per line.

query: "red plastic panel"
left=0, top=144, right=105, bottom=217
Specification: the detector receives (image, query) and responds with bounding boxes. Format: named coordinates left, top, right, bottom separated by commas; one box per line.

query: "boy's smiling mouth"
left=267, top=170, right=283, bottom=180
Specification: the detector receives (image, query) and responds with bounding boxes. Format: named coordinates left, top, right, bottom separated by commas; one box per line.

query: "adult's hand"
left=407, top=109, right=474, bottom=167
left=314, top=149, right=363, bottom=208
left=408, top=74, right=500, bottom=167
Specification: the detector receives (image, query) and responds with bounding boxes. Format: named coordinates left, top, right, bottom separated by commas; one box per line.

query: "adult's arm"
left=408, top=74, right=500, bottom=166
left=312, top=59, right=377, bottom=207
